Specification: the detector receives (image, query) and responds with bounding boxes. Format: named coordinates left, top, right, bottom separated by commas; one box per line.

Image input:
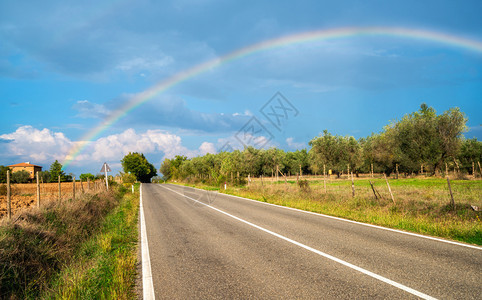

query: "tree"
left=11, top=170, right=31, bottom=183
left=159, top=158, right=173, bottom=180
left=38, top=171, right=51, bottom=183
left=121, top=152, right=157, bottom=183
left=49, top=160, right=66, bottom=182
left=0, top=166, right=9, bottom=183
left=309, top=130, right=360, bottom=177
left=388, top=104, right=466, bottom=174
left=458, top=138, right=482, bottom=174
left=80, top=173, right=95, bottom=181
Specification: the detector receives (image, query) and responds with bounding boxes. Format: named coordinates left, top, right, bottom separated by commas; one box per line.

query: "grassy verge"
left=174, top=178, right=481, bottom=245
left=43, top=184, right=139, bottom=299
left=0, top=184, right=139, bottom=299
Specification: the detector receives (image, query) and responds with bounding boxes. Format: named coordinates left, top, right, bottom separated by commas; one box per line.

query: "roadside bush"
left=298, top=179, right=311, bottom=193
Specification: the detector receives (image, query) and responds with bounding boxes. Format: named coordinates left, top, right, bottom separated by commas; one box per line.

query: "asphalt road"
left=141, top=183, right=481, bottom=299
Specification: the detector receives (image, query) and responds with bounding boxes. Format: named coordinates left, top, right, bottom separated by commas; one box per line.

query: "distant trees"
left=121, top=152, right=157, bottom=183
left=79, top=173, right=95, bottom=181
left=158, top=103, right=478, bottom=183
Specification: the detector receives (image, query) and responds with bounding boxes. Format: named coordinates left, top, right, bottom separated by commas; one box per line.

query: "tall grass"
left=45, top=187, right=139, bottom=299
left=0, top=186, right=122, bottom=299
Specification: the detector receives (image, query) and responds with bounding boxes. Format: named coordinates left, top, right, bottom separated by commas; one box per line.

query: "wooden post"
left=323, top=164, right=326, bottom=193
left=7, top=170, right=11, bottom=220
left=36, top=171, right=40, bottom=208
left=260, top=175, right=263, bottom=187
left=299, top=165, right=302, bottom=178
left=276, top=165, right=279, bottom=182
left=371, top=163, right=374, bottom=178
left=351, top=172, right=355, bottom=197
left=248, top=174, right=250, bottom=186
left=445, top=162, right=448, bottom=177
left=347, top=164, right=350, bottom=179
left=421, top=164, right=423, bottom=175
left=58, top=175, right=61, bottom=202
left=80, top=178, right=84, bottom=194
left=384, top=173, right=395, bottom=204
left=72, top=177, right=76, bottom=201
left=396, top=164, right=399, bottom=179
left=478, top=161, right=482, bottom=177
left=447, top=176, right=455, bottom=211
left=472, top=161, right=475, bottom=179
left=369, top=180, right=378, bottom=200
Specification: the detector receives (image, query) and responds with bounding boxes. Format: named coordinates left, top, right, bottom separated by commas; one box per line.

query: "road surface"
left=140, top=183, right=481, bottom=299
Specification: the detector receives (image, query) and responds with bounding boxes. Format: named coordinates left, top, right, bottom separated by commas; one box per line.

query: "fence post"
left=473, top=161, right=475, bottom=179
left=447, top=176, right=455, bottom=211
left=36, top=171, right=40, bottom=208
left=323, top=164, right=326, bottom=193
left=351, top=172, right=355, bottom=197
left=58, top=175, right=61, bottom=202
left=80, top=178, right=84, bottom=194
left=384, top=173, right=395, bottom=204
left=371, top=163, right=374, bottom=178
left=396, top=164, right=399, bottom=179
left=7, top=170, right=11, bottom=220
left=369, top=180, right=378, bottom=200
left=72, top=177, right=76, bottom=201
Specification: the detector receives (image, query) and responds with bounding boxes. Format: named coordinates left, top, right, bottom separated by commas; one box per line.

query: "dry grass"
left=0, top=187, right=119, bottom=299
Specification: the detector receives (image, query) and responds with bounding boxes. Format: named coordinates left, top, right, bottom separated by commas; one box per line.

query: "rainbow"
left=61, top=26, right=482, bottom=168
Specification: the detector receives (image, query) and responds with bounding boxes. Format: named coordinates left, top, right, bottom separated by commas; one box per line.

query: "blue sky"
left=1, top=0, right=481, bottom=176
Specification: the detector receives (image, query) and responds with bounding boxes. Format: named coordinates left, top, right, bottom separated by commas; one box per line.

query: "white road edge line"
left=161, top=185, right=437, bottom=300
left=181, top=184, right=482, bottom=250
left=141, top=183, right=155, bottom=300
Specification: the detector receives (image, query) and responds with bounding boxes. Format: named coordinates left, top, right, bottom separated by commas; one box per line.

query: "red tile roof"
left=8, top=162, right=42, bottom=168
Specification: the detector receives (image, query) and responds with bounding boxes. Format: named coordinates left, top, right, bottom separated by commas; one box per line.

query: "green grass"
left=44, top=184, right=139, bottom=299
left=175, top=178, right=481, bottom=245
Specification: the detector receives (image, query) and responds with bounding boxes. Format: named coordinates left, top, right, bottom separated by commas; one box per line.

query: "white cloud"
left=0, top=126, right=73, bottom=162
left=0, top=126, right=214, bottom=167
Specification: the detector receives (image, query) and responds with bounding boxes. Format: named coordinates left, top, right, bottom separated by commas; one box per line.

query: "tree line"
left=160, top=104, right=481, bottom=183
left=0, top=160, right=104, bottom=184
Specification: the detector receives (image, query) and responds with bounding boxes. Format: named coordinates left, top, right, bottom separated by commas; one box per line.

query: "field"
left=183, top=175, right=482, bottom=244
left=0, top=181, right=107, bottom=219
